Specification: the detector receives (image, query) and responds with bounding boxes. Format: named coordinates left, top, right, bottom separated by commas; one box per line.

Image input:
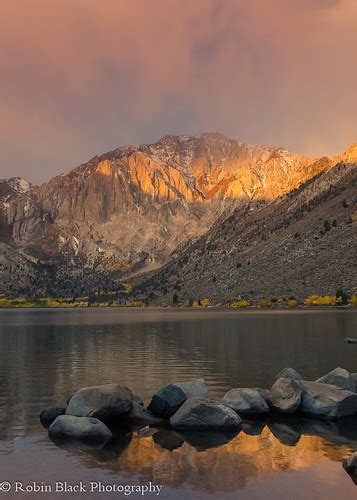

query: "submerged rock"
left=299, top=380, right=357, bottom=419
left=49, top=415, right=112, bottom=446
left=148, top=379, right=209, bottom=418
left=66, top=384, right=133, bottom=425
left=40, top=406, right=66, bottom=428
left=276, top=368, right=303, bottom=381
left=267, top=377, right=302, bottom=413
left=170, top=397, right=242, bottom=431
left=222, top=388, right=269, bottom=414
left=315, top=367, right=353, bottom=391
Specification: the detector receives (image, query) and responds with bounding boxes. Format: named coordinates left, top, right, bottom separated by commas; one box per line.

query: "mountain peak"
left=345, top=143, right=357, bottom=162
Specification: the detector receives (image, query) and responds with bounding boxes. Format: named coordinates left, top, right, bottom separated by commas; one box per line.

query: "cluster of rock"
left=40, top=367, right=357, bottom=449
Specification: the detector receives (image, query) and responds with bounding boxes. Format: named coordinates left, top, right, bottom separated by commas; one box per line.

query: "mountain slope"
left=138, top=159, right=357, bottom=302
left=0, top=133, right=355, bottom=297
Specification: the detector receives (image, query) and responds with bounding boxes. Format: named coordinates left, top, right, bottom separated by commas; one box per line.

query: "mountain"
left=138, top=159, right=357, bottom=303
left=0, top=133, right=356, bottom=298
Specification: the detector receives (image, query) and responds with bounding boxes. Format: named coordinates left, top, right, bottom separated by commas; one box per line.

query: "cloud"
left=0, top=0, right=356, bottom=182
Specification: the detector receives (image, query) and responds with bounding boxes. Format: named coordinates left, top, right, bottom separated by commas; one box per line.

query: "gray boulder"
left=132, top=393, right=144, bottom=406
left=315, top=367, right=353, bottom=391
left=351, top=373, right=357, bottom=392
left=125, top=402, right=164, bottom=428
left=170, top=397, right=242, bottom=431
left=299, top=380, right=357, bottom=419
left=148, top=379, right=209, bottom=418
left=222, top=388, right=269, bottom=414
left=267, top=377, right=302, bottom=413
left=254, top=388, right=270, bottom=401
left=276, top=368, right=303, bottom=381
left=49, top=415, right=112, bottom=446
left=40, top=406, right=66, bottom=428
left=66, top=384, right=133, bottom=425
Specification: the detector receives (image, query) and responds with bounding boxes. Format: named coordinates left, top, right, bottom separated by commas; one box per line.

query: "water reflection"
left=51, top=416, right=357, bottom=495
left=0, top=309, right=357, bottom=498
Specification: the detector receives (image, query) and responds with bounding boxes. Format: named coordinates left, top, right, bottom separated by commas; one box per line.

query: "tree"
left=336, top=289, right=349, bottom=305
left=172, top=293, right=179, bottom=305
left=324, top=220, right=331, bottom=232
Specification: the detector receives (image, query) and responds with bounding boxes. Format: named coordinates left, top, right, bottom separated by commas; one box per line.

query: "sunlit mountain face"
left=0, top=134, right=356, bottom=299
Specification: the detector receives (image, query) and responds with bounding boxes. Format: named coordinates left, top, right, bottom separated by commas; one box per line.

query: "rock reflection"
left=63, top=417, right=357, bottom=494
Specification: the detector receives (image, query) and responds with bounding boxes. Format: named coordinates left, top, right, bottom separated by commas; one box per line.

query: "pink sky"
left=0, top=0, right=356, bottom=183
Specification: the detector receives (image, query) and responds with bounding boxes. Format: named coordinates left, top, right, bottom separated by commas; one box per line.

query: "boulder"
left=125, top=402, right=164, bottom=428
left=132, top=393, right=144, bottom=406
left=315, top=367, right=353, bottom=391
left=222, top=388, right=269, bottom=414
left=170, top=397, right=242, bottom=431
left=267, top=377, right=302, bottom=413
left=350, top=373, right=357, bottom=392
left=147, top=379, right=209, bottom=418
left=254, top=388, right=270, bottom=401
left=49, top=415, right=112, bottom=446
left=66, top=384, right=133, bottom=425
left=40, top=406, right=66, bottom=428
left=299, top=380, right=357, bottom=420
left=276, top=368, right=303, bottom=381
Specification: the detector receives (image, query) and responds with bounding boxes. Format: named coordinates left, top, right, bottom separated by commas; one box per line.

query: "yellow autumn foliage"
left=231, top=299, right=251, bottom=308
left=288, top=299, right=298, bottom=307
left=304, top=295, right=341, bottom=306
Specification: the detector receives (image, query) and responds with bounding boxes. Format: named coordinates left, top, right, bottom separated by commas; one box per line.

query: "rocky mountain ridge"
left=0, top=133, right=356, bottom=298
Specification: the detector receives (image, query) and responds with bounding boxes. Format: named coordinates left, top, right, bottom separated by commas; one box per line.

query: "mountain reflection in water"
left=1, top=309, right=357, bottom=498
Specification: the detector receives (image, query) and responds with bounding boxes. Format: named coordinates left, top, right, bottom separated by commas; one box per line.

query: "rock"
left=276, top=368, right=303, bottom=381
left=170, top=397, right=242, bottom=431
left=125, top=402, right=164, bottom=428
left=299, top=380, right=357, bottom=420
left=40, top=406, right=66, bottom=428
left=315, top=367, right=353, bottom=391
left=222, top=388, right=269, bottom=414
left=136, top=427, right=158, bottom=438
left=132, top=393, right=144, bottom=406
left=254, top=388, right=270, bottom=401
left=267, top=377, right=302, bottom=413
left=49, top=415, right=112, bottom=446
left=147, top=379, right=209, bottom=418
left=351, top=373, right=357, bottom=392
left=66, top=384, right=133, bottom=425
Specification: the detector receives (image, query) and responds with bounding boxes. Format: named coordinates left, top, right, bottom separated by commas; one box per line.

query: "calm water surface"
left=0, top=308, right=357, bottom=499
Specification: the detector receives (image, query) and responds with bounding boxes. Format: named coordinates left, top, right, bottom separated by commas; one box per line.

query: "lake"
left=0, top=308, right=356, bottom=499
